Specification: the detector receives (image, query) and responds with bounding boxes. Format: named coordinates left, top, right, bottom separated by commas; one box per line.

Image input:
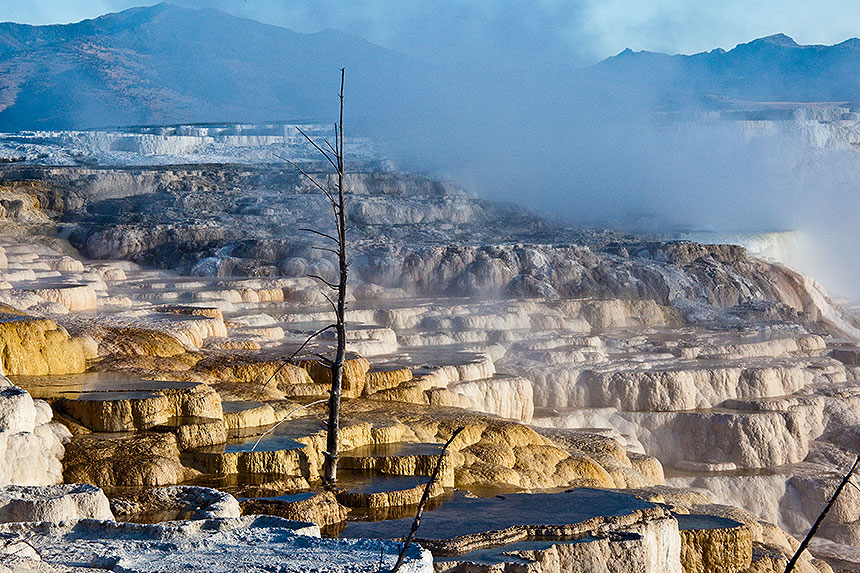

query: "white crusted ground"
left=0, top=484, right=112, bottom=523
left=0, top=516, right=433, bottom=572
left=1, top=232, right=859, bottom=564
left=0, top=124, right=378, bottom=167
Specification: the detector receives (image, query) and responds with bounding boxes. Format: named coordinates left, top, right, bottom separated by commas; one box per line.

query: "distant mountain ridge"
left=591, top=33, right=860, bottom=108
left=1, top=5, right=860, bottom=132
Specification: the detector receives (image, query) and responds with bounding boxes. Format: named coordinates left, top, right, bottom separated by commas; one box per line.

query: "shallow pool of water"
left=340, top=488, right=654, bottom=541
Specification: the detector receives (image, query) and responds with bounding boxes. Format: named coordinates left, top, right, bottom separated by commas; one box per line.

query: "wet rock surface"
left=346, top=489, right=683, bottom=573
left=239, top=490, right=348, bottom=527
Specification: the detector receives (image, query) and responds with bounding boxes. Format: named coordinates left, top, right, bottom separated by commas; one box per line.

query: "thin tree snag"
left=785, top=454, right=860, bottom=573
left=282, top=68, right=348, bottom=489
left=390, top=426, right=464, bottom=573
left=322, top=67, right=347, bottom=489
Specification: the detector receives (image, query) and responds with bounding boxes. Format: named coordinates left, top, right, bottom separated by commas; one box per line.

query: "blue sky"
left=2, top=0, right=860, bottom=65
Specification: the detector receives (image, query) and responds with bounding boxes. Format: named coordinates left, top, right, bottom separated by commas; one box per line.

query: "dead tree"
left=785, top=454, right=860, bottom=572
left=282, top=68, right=348, bottom=488
left=390, top=426, right=464, bottom=573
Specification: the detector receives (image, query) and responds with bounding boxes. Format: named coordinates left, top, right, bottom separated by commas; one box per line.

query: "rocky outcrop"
left=55, top=381, right=222, bottom=433
left=221, top=400, right=278, bottom=431
left=296, top=355, right=370, bottom=399
left=340, top=402, right=660, bottom=492
left=240, top=491, right=348, bottom=527
left=356, top=242, right=826, bottom=321
left=0, top=163, right=854, bottom=569
left=0, top=484, right=113, bottom=523
left=352, top=489, right=682, bottom=573
left=338, top=479, right=446, bottom=510
left=630, top=488, right=831, bottom=573
left=445, top=375, right=534, bottom=422
left=192, top=356, right=312, bottom=393
left=677, top=514, right=753, bottom=573
left=0, top=314, right=85, bottom=375
left=62, top=433, right=195, bottom=487
left=110, top=486, right=240, bottom=522
left=490, top=517, right=682, bottom=573
left=26, top=284, right=97, bottom=312
left=4, top=164, right=836, bottom=332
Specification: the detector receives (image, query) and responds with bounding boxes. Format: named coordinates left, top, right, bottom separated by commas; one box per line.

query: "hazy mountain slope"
left=2, top=5, right=860, bottom=134
left=591, top=33, right=860, bottom=108
left=0, top=3, right=430, bottom=131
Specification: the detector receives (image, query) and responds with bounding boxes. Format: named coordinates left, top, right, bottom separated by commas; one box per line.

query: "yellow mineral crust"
left=0, top=314, right=86, bottom=375
left=296, top=356, right=370, bottom=398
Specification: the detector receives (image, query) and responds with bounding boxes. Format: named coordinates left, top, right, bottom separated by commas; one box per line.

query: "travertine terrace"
left=0, top=149, right=855, bottom=571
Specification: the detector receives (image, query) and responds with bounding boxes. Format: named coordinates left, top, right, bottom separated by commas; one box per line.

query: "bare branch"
left=391, top=427, right=465, bottom=573
left=324, top=138, right=338, bottom=157
left=254, top=324, right=337, bottom=400
left=275, top=153, right=337, bottom=205
left=250, top=398, right=328, bottom=452
left=307, top=273, right=340, bottom=290
left=314, top=353, right=335, bottom=367
left=321, top=292, right=337, bottom=313
left=310, top=245, right=341, bottom=256
left=295, top=125, right=339, bottom=171
left=299, top=227, right=339, bottom=243
left=318, top=67, right=348, bottom=490
left=785, top=454, right=860, bottom=572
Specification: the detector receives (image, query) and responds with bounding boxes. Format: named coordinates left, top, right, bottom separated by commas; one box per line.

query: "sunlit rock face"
left=0, top=315, right=85, bottom=376
left=240, top=490, right=348, bottom=528
left=26, top=284, right=97, bottom=312
left=677, top=515, right=754, bottom=573
left=55, top=381, right=222, bottom=433
left=446, top=375, right=534, bottom=423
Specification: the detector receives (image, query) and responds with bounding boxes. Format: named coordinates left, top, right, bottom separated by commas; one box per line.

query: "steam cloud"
left=360, top=59, right=860, bottom=300
left=7, top=2, right=860, bottom=299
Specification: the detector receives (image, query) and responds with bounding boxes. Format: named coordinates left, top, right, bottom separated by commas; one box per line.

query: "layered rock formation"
left=0, top=161, right=854, bottom=570
left=2, top=164, right=833, bottom=329
left=0, top=313, right=86, bottom=376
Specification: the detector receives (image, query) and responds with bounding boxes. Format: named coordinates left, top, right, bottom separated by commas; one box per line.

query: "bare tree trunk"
left=283, top=69, right=348, bottom=489
left=323, top=68, right=347, bottom=488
